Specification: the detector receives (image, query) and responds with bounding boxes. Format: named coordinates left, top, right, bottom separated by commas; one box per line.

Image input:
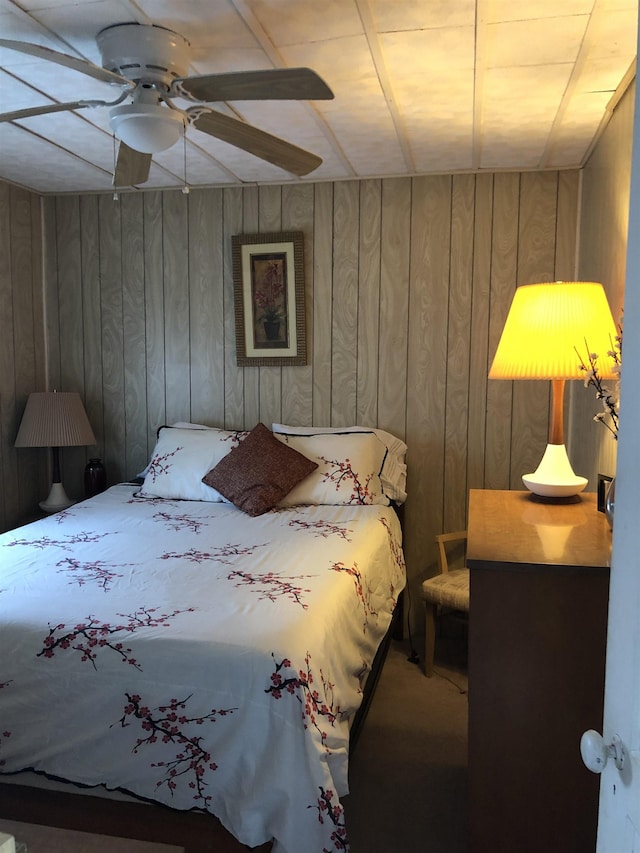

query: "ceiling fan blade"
left=0, top=101, right=96, bottom=122
left=113, top=142, right=152, bottom=187
left=189, top=108, right=322, bottom=176
left=0, top=39, right=135, bottom=89
left=172, top=67, right=333, bottom=103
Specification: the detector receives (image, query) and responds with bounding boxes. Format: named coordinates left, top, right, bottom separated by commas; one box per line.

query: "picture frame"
left=232, top=231, right=307, bottom=367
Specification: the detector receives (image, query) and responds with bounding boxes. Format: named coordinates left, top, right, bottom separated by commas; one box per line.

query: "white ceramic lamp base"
left=522, top=443, right=588, bottom=499
left=39, top=481, right=74, bottom=513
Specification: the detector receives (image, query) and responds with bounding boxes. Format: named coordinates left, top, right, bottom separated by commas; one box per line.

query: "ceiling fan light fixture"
left=109, top=102, right=184, bottom=153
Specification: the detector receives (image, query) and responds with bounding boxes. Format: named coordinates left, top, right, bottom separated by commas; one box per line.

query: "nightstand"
left=466, top=489, right=611, bottom=853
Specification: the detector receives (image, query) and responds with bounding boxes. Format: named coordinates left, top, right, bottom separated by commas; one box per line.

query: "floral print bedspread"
left=0, top=484, right=405, bottom=853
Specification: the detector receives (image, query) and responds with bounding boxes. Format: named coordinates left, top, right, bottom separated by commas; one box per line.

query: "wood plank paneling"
left=189, top=189, right=226, bottom=428
left=356, top=179, right=381, bottom=426
left=404, top=174, right=451, bottom=599
left=162, top=192, right=190, bottom=425
left=222, top=187, right=244, bottom=429
left=55, top=196, right=84, bottom=394
left=0, top=182, right=18, bottom=526
left=0, top=183, right=45, bottom=530
left=485, top=173, right=520, bottom=490
left=43, top=196, right=61, bottom=392
left=80, top=195, right=104, bottom=461
left=511, top=172, right=559, bottom=486
left=555, top=170, right=580, bottom=281
left=378, top=178, right=411, bottom=441
left=31, top=193, right=45, bottom=393
left=467, top=173, right=494, bottom=493
left=572, top=82, right=635, bottom=488
left=241, top=186, right=260, bottom=429
left=445, top=173, right=475, bottom=530
left=331, top=181, right=359, bottom=427
left=11, top=189, right=36, bottom=399
left=282, top=182, right=314, bottom=426
left=55, top=195, right=87, bottom=497
left=98, top=193, right=125, bottom=486
left=144, top=191, right=167, bottom=448
left=312, top=182, right=333, bottom=426
left=121, top=193, right=148, bottom=480
left=258, top=185, right=283, bottom=428
left=11, top=187, right=39, bottom=515
left=26, top=192, right=45, bottom=514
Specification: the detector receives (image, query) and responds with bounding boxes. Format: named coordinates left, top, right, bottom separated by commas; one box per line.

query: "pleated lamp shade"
left=489, top=281, right=618, bottom=380
left=489, top=281, right=618, bottom=499
left=15, top=391, right=96, bottom=513
left=15, top=391, right=96, bottom=448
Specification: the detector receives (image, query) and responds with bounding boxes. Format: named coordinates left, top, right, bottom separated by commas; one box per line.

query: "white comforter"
left=0, top=485, right=405, bottom=853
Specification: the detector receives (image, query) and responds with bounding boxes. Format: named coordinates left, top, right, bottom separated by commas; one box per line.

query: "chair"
left=421, top=531, right=469, bottom=676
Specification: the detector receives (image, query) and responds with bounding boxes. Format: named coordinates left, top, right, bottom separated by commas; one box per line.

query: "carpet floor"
left=0, top=820, right=183, bottom=852
left=345, top=631, right=468, bottom=853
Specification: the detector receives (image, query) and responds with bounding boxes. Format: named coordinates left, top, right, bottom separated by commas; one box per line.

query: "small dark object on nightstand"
left=84, top=458, right=107, bottom=498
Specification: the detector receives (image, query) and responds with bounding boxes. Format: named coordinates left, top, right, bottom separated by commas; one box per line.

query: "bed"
left=0, top=422, right=406, bottom=853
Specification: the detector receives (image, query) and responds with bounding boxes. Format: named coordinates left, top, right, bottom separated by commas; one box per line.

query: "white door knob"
left=580, top=729, right=626, bottom=773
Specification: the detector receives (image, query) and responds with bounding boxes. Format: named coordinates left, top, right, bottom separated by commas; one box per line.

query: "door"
left=596, top=49, right=640, bottom=852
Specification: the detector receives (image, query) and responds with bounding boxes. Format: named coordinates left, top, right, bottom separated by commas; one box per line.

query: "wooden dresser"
left=466, top=489, right=612, bottom=853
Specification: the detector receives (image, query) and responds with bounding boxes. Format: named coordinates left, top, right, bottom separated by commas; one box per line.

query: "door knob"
left=580, top=729, right=626, bottom=773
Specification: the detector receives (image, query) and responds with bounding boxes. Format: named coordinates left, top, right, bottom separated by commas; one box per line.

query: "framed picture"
left=232, top=231, right=307, bottom=367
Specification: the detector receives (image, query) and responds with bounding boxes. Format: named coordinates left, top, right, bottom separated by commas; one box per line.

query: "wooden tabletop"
left=466, top=489, right=612, bottom=571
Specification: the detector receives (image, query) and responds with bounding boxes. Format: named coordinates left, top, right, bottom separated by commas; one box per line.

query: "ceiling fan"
left=0, top=23, right=334, bottom=186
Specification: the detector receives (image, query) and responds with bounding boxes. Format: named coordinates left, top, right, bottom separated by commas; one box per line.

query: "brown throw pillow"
left=202, top=422, right=318, bottom=516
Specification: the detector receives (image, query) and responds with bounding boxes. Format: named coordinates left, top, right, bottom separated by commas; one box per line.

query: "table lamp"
left=489, top=281, right=618, bottom=499
left=15, top=390, right=96, bottom=512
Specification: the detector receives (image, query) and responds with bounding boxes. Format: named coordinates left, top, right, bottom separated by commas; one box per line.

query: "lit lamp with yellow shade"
left=489, top=281, right=618, bottom=499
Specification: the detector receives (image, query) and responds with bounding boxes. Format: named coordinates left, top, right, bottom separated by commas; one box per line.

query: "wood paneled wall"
left=570, top=81, right=635, bottom=485
left=38, top=170, right=579, bottom=634
left=0, top=183, right=46, bottom=530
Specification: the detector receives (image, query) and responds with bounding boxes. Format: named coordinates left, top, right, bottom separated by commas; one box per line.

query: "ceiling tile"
left=0, top=0, right=636, bottom=193
left=0, top=122, right=114, bottom=191
left=372, top=0, right=476, bottom=31
left=486, top=16, right=590, bottom=67
left=249, top=0, right=364, bottom=46
left=488, top=0, right=593, bottom=23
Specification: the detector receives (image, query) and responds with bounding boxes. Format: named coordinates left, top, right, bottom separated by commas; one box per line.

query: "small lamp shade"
left=15, top=391, right=96, bottom=448
left=489, top=281, right=618, bottom=380
left=489, top=281, right=618, bottom=499
left=15, top=391, right=96, bottom=512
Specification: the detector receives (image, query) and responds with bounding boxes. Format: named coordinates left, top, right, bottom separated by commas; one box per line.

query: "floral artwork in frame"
left=232, top=232, right=307, bottom=366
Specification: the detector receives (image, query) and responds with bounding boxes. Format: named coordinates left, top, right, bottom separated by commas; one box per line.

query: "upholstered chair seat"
left=420, top=531, right=469, bottom=677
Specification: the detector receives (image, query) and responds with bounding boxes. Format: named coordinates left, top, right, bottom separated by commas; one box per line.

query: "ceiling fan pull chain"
left=111, top=133, right=120, bottom=200
left=182, top=131, right=190, bottom=195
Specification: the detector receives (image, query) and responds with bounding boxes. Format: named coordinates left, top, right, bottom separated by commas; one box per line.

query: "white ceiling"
left=0, top=0, right=637, bottom=195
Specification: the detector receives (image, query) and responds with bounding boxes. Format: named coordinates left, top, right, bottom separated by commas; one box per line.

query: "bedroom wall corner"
left=570, top=79, right=635, bottom=488
left=0, top=181, right=48, bottom=532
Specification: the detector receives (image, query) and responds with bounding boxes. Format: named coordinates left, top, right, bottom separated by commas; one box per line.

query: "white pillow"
left=272, top=423, right=407, bottom=503
left=136, top=422, right=216, bottom=479
left=274, top=431, right=389, bottom=506
left=139, top=426, right=248, bottom=501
